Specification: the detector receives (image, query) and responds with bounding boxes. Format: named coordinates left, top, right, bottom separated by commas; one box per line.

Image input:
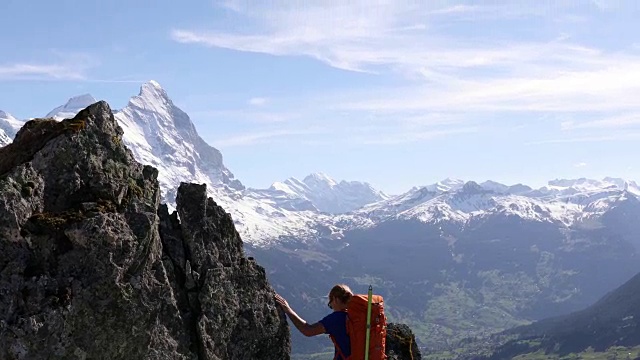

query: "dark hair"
left=329, top=284, right=353, bottom=303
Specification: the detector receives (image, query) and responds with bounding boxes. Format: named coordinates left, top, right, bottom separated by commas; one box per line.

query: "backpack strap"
left=329, top=334, right=346, bottom=360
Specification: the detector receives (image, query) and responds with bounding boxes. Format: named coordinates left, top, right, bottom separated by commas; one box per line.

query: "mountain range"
left=2, top=81, right=638, bottom=249
left=3, top=81, right=640, bottom=356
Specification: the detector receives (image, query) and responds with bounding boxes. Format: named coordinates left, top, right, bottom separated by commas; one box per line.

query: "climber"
left=275, top=284, right=353, bottom=360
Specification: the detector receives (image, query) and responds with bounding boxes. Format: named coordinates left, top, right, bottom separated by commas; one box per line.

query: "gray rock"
left=159, top=182, right=290, bottom=360
left=386, top=323, right=422, bottom=360
left=0, top=101, right=290, bottom=359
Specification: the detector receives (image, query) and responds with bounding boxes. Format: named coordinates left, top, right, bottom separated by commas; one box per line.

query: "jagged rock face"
left=158, top=182, right=290, bottom=359
left=0, top=102, right=289, bottom=359
left=386, top=323, right=422, bottom=360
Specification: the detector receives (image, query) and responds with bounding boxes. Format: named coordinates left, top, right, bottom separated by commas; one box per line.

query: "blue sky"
left=1, top=0, right=639, bottom=194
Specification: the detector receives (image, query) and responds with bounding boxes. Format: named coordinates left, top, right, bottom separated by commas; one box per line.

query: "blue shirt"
left=320, top=311, right=351, bottom=360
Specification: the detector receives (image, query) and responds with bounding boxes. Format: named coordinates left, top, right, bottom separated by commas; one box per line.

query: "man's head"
left=328, top=284, right=353, bottom=310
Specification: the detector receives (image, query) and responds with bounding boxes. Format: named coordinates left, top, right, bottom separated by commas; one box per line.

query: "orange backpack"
left=330, top=290, right=387, bottom=360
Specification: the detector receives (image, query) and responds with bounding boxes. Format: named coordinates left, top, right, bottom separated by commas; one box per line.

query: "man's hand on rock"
left=274, top=293, right=291, bottom=314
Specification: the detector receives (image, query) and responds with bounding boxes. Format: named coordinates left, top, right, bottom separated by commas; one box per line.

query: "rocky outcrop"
left=0, top=102, right=289, bottom=359
left=386, top=323, right=422, bottom=360
left=158, top=183, right=290, bottom=359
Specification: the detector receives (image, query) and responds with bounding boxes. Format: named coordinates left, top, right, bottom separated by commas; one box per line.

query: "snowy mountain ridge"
left=352, top=179, right=638, bottom=233
left=46, top=94, right=98, bottom=120
left=3, top=80, right=639, bottom=246
left=263, top=172, right=388, bottom=214
left=0, top=110, right=25, bottom=146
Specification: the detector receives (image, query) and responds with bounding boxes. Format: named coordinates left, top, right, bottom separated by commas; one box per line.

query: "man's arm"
left=285, top=307, right=326, bottom=337
left=275, top=294, right=326, bottom=337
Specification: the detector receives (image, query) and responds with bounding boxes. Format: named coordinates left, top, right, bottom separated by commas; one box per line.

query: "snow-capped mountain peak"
left=602, top=177, right=639, bottom=193
left=270, top=178, right=306, bottom=195
left=546, top=177, right=638, bottom=192
left=114, top=80, right=242, bottom=196
left=304, top=172, right=338, bottom=188
left=144, top=79, right=164, bottom=92
left=0, top=110, right=24, bottom=146
left=425, top=178, right=466, bottom=192
left=129, top=80, right=173, bottom=114
left=480, top=180, right=533, bottom=194
left=460, top=181, right=485, bottom=194
left=46, top=94, right=97, bottom=120
left=536, top=177, right=640, bottom=197
left=262, top=173, right=387, bottom=214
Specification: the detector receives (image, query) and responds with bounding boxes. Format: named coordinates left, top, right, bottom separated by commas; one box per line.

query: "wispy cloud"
left=337, top=56, right=640, bottom=114
left=218, top=0, right=243, bottom=12
left=79, top=79, right=150, bottom=83
left=210, top=128, right=324, bottom=147
left=0, top=63, right=146, bottom=83
left=248, top=97, right=267, bottom=106
left=527, top=132, right=640, bottom=145
left=189, top=109, right=295, bottom=123
left=174, top=1, right=640, bottom=145
left=561, top=113, right=640, bottom=130
left=0, top=51, right=98, bottom=81
left=428, top=4, right=481, bottom=15
left=0, top=52, right=143, bottom=83
left=574, top=162, right=588, bottom=168
left=205, top=114, right=475, bottom=147
left=173, top=2, right=616, bottom=74
left=352, top=126, right=479, bottom=145
left=0, top=63, right=86, bottom=81
left=589, top=0, right=635, bottom=11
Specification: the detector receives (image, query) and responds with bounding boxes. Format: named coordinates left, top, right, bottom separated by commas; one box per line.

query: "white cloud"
left=527, top=132, right=640, bottom=145
left=0, top=52, right=103, bottom=82
left=0, top=62, right=146, bottom=83
left=210, top=128, right=323, bottom=147
left=173, top=1, right=640, bottom=144
left=0, top=63, right=86, bottom=81
left=574, top=162, right=588, bottom=168
left=189, top=109, right=295, bottom=123
left=337, top=58, right=640, bottom=114
left=218, top=0, right=243, bottom=12
left=172, top=2, right=617, bottom=75
left=561, top=113, right=640, bottom=130
left=172, top=1, right=453, bottom=73
left=589, top=0, right=636, bottom=11
left=428, top=5, right=481, bottom=15
left=352, top=126, right=478, bottom=145
left=248, top=97, right=267, bottom=106
left=173, top=2, right=640, bottom=114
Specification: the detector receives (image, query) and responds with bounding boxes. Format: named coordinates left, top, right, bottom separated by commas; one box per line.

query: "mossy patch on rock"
left=0, top=116, right=88, bottom=177
left=28, top=211, right=82, bottom=233
left=127, top=178, right=144, bottom=198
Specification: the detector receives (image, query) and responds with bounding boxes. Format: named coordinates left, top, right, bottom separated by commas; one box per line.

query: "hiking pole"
left=364, top=285, right=373, bottom=360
